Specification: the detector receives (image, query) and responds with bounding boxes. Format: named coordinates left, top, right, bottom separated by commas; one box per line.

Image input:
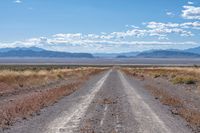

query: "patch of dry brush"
left=122, top=67, right=200, bottom=130
left=121, top=67, right=199, bottom=85
left=0, top=67, right=105, bottom=95
left=0, top=68, right=74, bottom=95
left=0, top=67, right=107, bottom=128
left=0, top=83, right=79, bottom=127
left=145, top=85, right=200, bottom=129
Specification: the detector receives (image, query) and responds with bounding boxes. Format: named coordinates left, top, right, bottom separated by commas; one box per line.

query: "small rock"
left=171, top=109, right=178, bottom=115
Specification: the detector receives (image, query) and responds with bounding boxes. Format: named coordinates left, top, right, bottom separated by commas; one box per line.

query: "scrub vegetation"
left=0, top=65, right=107, bottom=128
left=122, top=66, right=200, bottom=131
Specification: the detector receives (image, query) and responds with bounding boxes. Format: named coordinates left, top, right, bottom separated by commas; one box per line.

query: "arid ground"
left=0, top=66, right=200, bottom=133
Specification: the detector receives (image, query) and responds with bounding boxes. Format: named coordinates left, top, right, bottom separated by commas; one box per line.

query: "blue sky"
left=0, top=0, right=200, bottom=53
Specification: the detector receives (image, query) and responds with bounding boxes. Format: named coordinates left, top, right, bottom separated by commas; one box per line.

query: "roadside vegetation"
left=0, top=66, right=107, bottom=128
left=0, top=66, right=104, bottom=96
left=121, top=66, right=200, bottom=131
left=122, top=67, right=199, bottom=85
left=145, top=84, right=200, bottom=129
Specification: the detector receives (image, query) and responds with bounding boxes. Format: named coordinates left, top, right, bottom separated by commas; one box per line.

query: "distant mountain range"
left=184, top=47, right=200, bottom=54
left=1, top=46, right=200, bottom=58
left=0, top=47, right=44, bottom=53
left=112, top=46, right=200, bottom=58
left=136, top=50, right=200, bottom=58
left=93, top=52, right=139, bottom=58
left=0, top=47, right=94, bottom=58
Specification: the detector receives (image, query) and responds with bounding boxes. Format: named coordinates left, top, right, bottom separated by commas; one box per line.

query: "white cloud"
left=1, top=20, right=197, bottom=51
left=148, top=21, right=200, bottom=29
left=0, top=32, right=197, bottom=51
left=180, top=21, right=200, bottom=29
left=188, top=1, right=194, bottom=5
left=53, top=33, right=82, bottom=39
left=140, top=20, right=200, bottom=36
left=14, top=0, right=22, bottom=4
left=182, top=5, right=200, bottom=20
left=144, top=22, right=194, bottom=37
left=125, top=25, right=139, bottom=29
left=110, top=29, right=147, bottom=38
left=147, top=22, right=178, bottom=29
left=109, top=24, right=195, bottom=39
left=166, top=12, right=175, bottom=17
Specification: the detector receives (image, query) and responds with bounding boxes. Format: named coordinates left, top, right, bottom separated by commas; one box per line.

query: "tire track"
left=45, top=70, right=111, bottom=133
left=100, top=104, right=108, bottom=126
left=78, top=69, right=138, bottom=133
left=118, top=71, right=171, bottom=133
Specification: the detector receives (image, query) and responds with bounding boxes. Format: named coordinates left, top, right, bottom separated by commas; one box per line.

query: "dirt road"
left=2, top=69, right=192, bottom=133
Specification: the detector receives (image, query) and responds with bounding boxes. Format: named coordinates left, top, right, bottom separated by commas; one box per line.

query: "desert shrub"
left=171, top=76, right=196, bottom=85
left=185, top=78, right=196, bottom=84
left=170, top=74, right=176, bottom=78
left=171, top=77, right=185, bottom=84
left=0, top=67, right=107, bottom=127
left=153, top=73, right=160, bottom=78
left=193, top=64, right=199, bottom=68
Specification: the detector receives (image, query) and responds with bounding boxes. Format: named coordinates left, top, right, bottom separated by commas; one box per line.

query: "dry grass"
left=121, top=67, right=199, bottom=85
left=0, top=69, right=72, bottom=94
left=145, top=85, right=200, bottom=128
left=0, top=67, right=106, bottom=95
left=171, top=76, right=196, bottom=84
left=0, top=83, right=79, bottom=127
left=145, top=85, right=183, bottom=107
left=178, top=108, right=200, bottom=127
left=121, top=68, right=145, bottom=80
left=0, top=67, right=107, bottom=128
left=122, top=67, right=200, bottom=129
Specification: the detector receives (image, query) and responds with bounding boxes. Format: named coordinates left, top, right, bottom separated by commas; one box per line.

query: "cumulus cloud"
left=148, top=21, right=200, bottom=29
left=0, top=32, right=197, bottom=51
left=108, top=23, right=195, bottom=39
left=166, top=12, right=175, bottom=17
left=188, top=1, right=194, bottom=5
left=53, top=33, right=82, bottom=39
left=0, top=20, right=198, bottom=51
left=180, top=21, right=200, bottom=29
left=146, top=21, right=200, bottom=36
left=182, top=5, right=200, bottom=20
left=143, top=22, right=194, bottom=37
left=125, top=25, right=139, bottom=29
left=14, top=0, right=22, bottom=4
left=110, top=29, right=147, bottom=38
